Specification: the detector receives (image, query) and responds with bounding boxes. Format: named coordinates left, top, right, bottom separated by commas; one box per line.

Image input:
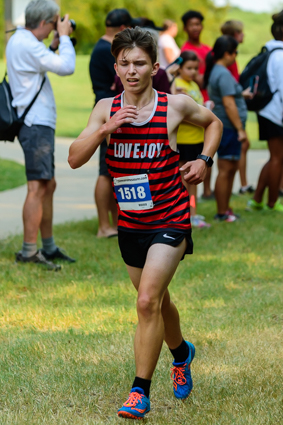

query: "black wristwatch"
left=196, top=154, right=214, bottom=167
left=49, top=45, right=58, bottom=52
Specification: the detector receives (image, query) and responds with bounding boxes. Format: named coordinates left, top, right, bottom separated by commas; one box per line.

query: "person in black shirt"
left=89, top=9, right=134, bottom=238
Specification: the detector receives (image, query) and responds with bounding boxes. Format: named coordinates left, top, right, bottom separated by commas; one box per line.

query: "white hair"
left=25, top=0, right=59, bottom=29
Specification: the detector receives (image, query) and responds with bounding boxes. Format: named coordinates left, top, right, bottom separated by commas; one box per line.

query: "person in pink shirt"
left=181, top=10, right=213, bottom=199
left=221, top=20, right=254, bottom=195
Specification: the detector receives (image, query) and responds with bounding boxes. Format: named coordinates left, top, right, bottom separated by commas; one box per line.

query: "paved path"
left=0, top=137, right=269, bottom=240
left=0, top=138, right=99, bottom=240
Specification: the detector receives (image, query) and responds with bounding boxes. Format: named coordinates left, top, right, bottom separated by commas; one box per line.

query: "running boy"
left=68, top=27, right=222, bottom=420
left=176, top=50, right=210, bottom=228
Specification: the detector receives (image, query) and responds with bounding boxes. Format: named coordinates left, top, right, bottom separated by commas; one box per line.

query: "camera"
left=55, top=17, right=77, bottom=47
left=54, top=17, right=76, bottom=31
left=62, top=18, right=76, bottom=31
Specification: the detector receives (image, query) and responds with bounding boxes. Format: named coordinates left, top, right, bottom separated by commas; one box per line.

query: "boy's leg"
left=130, top=240, right=187, bottom=380
left=95, top=141, right=118, bottom=238
left=203, top=167, right=213, bottom=198
left=118, top=241, right=187, bottom=418
left=266, top=137, right=283, bottom=207
left=40, top=177, right=56, bottom=239
left=95, top=175, right=118, bottom=238
left=23, top=180, right=47, bottom=244
left=239, top=138, right=250, bottom=188
left=215, top=158, right=238, bottom=214
left=127, top=268, right=183, bottom=352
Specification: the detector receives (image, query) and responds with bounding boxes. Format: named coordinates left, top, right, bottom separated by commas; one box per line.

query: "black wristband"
left=49, top=45, right=58, bottom=52
left=196, top=154, right=214, bottom=167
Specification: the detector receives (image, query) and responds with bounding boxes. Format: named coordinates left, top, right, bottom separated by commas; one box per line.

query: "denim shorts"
left=18, top=124, right=55, bottom=181
left=217, top=127, right=242, bottom=161
left=118, top=229, right=193, bottom=268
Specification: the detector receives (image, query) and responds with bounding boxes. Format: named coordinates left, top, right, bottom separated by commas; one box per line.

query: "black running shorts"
left=177, top=142, right=204, bottom=162
left=118, top=229, right=193, bottom=268
left=257, top=114, right=283, bottom=140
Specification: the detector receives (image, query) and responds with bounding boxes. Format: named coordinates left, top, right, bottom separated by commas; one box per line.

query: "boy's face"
left=184, top=18, right=203, bottom=41
left=115, top=47, right=159, bottom=93
left=234, top=30, right=244, bottom=43
left=179, top=60, right=199, bottom=81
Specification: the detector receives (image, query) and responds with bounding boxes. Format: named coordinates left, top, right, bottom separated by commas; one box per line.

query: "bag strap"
left=270, top=47, right=283, bottom=53
left=20, top=76, right=46, bottom=120
left=4, top=71, right=46, bottom=120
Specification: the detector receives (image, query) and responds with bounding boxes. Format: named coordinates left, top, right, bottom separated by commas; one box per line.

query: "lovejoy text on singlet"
left=106, top=90, right=191, bottom=232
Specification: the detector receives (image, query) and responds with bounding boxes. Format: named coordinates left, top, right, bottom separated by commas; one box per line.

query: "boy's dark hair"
left=271, top=23, right=283, bottom=40
left=105, top=8, right=133, bottom=28
left=271, top=11, right=283, bottom=40
left=179, top=51, right=199, bottom=66
left=181, top=10, right=204, bottom=26
left=111, top=27, right=157, bottom=64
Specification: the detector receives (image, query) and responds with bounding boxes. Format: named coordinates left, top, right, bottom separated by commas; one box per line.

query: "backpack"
left=0, top=73, right=45, bottom=142
left=239, top=46, right=283, bottom=112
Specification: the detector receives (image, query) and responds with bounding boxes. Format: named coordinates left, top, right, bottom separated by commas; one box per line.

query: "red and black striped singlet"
left=105, top=90, right=191, bottom=232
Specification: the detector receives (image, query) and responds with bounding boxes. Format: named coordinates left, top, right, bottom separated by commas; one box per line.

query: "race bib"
left=114, top=174, right=153, bottom=211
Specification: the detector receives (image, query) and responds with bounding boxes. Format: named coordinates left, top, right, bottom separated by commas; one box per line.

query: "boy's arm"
left=169, top=95, right=223, bottom=184
left=68, top=100, right=138, bottom=169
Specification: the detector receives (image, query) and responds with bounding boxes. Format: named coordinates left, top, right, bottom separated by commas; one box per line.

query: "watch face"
left=207, top=157, right=213, bottom=166
left=197, top=154, right=213, bottom=167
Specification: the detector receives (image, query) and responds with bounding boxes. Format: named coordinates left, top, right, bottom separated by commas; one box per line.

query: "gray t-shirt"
left=208, top=64, right=247, bottom=129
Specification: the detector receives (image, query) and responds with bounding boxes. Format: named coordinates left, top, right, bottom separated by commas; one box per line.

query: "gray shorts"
left=18, top=124, right=55, bottom=181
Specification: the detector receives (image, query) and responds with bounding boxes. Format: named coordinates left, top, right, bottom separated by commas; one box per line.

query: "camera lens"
left=60, top=17, right=76, bottom=31
left=69, top=19, right=76, bottom=31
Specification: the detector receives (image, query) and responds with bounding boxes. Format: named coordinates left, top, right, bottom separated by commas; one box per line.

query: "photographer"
left=6, top=0, right=76, bottom=270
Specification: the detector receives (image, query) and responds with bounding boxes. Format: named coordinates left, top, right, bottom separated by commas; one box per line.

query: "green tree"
left=61, top=0, right=227, bottom=53
left=60, top=0, right=94, bottom=53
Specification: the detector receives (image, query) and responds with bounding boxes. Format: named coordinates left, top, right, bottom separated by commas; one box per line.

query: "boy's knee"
left=137, top=294, right=160, bottom=319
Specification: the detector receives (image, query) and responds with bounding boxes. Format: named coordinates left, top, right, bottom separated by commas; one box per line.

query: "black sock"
left=216, top=213, right=226, bottom=218
left=132, top=376, right=151, bottom=398
left=170, top=339, right=189, bottom=363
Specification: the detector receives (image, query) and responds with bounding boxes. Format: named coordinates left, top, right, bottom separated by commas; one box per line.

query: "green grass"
left=0, top=195, right=282, bottom=424
left=0, top=158, right=26, bottom=191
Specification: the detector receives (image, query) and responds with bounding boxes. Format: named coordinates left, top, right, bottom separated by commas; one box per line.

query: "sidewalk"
left=0, top=137, right=269, bottom=240
left=0, top=137, right=99, bottom=240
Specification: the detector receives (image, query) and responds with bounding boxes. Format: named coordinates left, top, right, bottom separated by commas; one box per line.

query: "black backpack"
left=239, top=46, right=283, bottom=112
left=0, top=74, right=45, bottom=142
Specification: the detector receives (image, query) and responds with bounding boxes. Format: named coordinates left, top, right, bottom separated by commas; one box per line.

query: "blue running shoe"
left=117, top=387, right=150, bottom=420
left=171, top=341, right=195, bottom=399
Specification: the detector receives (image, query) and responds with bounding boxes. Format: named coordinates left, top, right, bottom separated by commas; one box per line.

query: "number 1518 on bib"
left=113, top=174, right=153, bottom=211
